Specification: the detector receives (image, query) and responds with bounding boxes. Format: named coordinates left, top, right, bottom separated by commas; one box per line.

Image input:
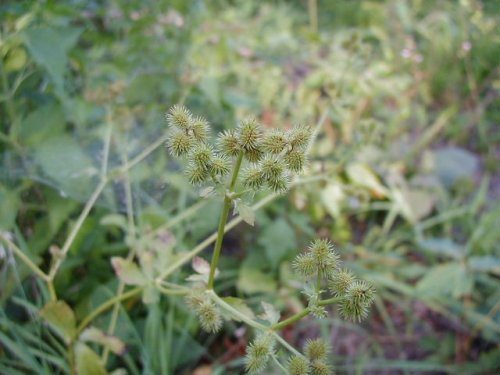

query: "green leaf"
left=237, top=266, right=277, bottom=294
left=417, top=262, right=473, bottom=298
left=39, top=301, right=76, bottom=342
left=258, top=218, right=296, bottom=269
left=33, top=134, right=97, bottom=199
left=79, top=327, right=126, bottom=355
left=432, top=147, right=479, bottom=187
left=221, top=297, right=255, bottom=321
left=75, top=343, right=109, bottom=375
left=24, top=26, right=81, bottom=92
left=142, top=285, right=160, bottom=304
left=234, top=201, right=255, bottom=226
left=111, top=257, right=147, bottom=286
left=100, top=214, right=128, bottom=231
left=0, top=185, right=19, bottom=230
left=321, top=182, right=345, bottom=218
left=469, top=256, right=500, bottom=275
left=18, top=103, right=65, bottom=145
left=418, top=238, right=463, bottom=259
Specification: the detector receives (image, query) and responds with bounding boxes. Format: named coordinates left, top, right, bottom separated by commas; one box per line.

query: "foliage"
left=1, top=0, right=499, bottom=374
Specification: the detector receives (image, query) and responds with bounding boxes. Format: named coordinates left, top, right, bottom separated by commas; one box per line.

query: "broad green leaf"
left=4, top=47, right=27, bottom=72
left=111, top=257, right=147, bottom=286
left=40, top=301, right=76, bottom=342
left=346, top=162, right=388, bottom=198
left=237, top=267, right=276, bottom=294
left=432, top=147, right=479, bottom=187
left=18, top=103, right=65, bottom=146
left=469, top=256, right=500, bottom=275
left=24, top=26, right=81, bottom=92
left=75, top=343, right=109, bottom=375
left=221, top=297, right=255, bottom=321
left=33, top=135, right=97, bottom=199
left=80, top=327, right=126, bottom=355
left=259, top=302, right=280, bottom=324
left=418, top=238, right=463, bottom=259
left=417, top=262, right=473, bottom=298
left=0, top=185, right=19, bottom=230
left=258, top=218, right=296, bottom=269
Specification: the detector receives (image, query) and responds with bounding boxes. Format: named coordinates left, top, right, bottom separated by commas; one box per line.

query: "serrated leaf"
left=221, top=297, right=255, bottom=321
left=75, top=343, right=109, bottom=375
left=80, top=327, right=126, bottom=355
left=259, top=302, right=280, bottom=324
left=234, top=201, right=255, bottom=226
left=40, top=301, right=76, bottom=342
left=111, top=257, right=147, bottom=286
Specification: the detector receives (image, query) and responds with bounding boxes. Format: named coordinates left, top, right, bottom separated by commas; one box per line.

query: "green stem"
left=76, top=286, right=143, bottom=335
left=0, top=233, right=49, bottom=281
left=207, top=152, right=244, bottom=289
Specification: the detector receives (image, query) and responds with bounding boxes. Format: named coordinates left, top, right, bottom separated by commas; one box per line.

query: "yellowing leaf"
left=80, top=327, right=126, bottom=355
left=259, top=302, right=280, bottom=324
left=346, top=162, right=388, bottom=198
left=75, top=343, right=109, bottom=375
left=111, top=257, right=146, bottom=286
left=40, top=301, right=76, bottom=342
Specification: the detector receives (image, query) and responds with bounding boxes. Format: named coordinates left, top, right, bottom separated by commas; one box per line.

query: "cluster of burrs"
left=244, top=335, right=332, bottom=375
left=165, top=105, right=312, bottom=193
left=293, top=239, right=375, bottom=322
left=185, top=292, right=222, bottom=334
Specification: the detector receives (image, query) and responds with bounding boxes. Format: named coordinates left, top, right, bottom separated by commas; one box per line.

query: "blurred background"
left=0, top=0, right=499, bottom=374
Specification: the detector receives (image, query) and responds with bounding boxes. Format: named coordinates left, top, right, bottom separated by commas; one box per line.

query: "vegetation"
left=0, top=1, right=499, bottom=374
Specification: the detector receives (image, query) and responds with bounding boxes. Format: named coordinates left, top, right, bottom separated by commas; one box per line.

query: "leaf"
left=346, top=162, right=388, bottom=198
left=33, top=134, right=97, bottom=199
left=259, top=302, right=280, bottom=324
left=221, top=297, right=255, bottom=321
left=258, top=218, right=296, bottom=269
left=75, top=343, right=109, bottom=375
left=469, top=256, right=500, bottom=275
left=432, top=147, right=479, bottom=187
left=24, top=26, right=81, bottom=92
left=321, top=182, right=345, bottom=218
left=237, top=266, right=277, bottom=294
left=80, top=327, right=126, bottom=355
left=418, top=238, right=463, bottom=259
left=18, top=103, right=65, bottom=145
left=40, top=301, right=76, bottom=342
left=399, top=189, right=436, bottom=222
left=417, top=262, right=473, bottom=298
left=0, top=185, right=19, bottom=230
left=100, top=214, right=128, bottom=230
left=111, top=257, right=147, bottom=286
left=234, top=201, right=255, bottom=226
left=192, top=256, right=211, bottom=275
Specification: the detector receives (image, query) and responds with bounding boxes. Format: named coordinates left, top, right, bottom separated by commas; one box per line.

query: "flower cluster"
left=293, top=239, right=375, bottom=322
left=287, top=339, right=332, bottom=375
left=185, top=292, right=222, bottom=333
left=165, top=105, right=311, bottom=194
left=244, top=334, right=275, bottom=374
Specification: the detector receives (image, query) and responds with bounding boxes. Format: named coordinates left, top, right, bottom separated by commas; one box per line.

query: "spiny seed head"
left=288, top=355, right=310, bottom=375
left=186, top=163, right=209, bottom=185
left=267, top=173, right=290, bottom=194
left=191, top=116, right=210, bottom=142
left=308, top=239, right=340, bottom=273
left=262, top=129, right=287, bottom=154
left=237, top=118, right=262, bottom=151
left=185, top=291, right=205, bottom=309
left=329, top=269, right=355, bottom=297
left=288, top=125, right=312, bottom=148
left=310, top=361, right=332, bottom=375
left=285, top=149, right=307, bottom=172
left=339, top=280, right=375, bottom=322
left=293, top=254, right=317, bottom=278
left=245, top=335, right=274, bottom=374
left=305, top=339, right=329, bottom=361
left=309, top=304, right=327, bottom=319
left=218, top=130, right=241, bottom=157
left=167, top=130, right=194, bottom=157
left=166, top=105, right=193, bottom=130
left=260, top=156, right=285, bottom=180
left=244, top=147, right=264, bottom=163
left=211, top=154, right=230, bottom=176
left=242, top=166, right=265, bottom=190
left=196, top=300, right=222, bottom=333
left=190, top=143, right=214, bottom=170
